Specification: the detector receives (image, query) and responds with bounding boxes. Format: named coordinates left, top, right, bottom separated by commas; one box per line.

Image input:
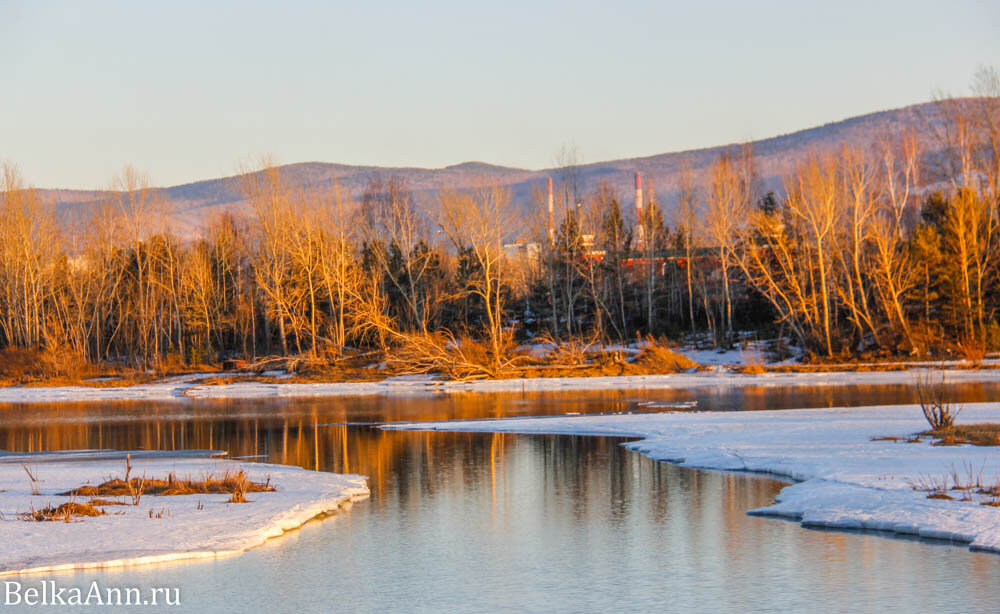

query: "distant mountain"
left=39, top=100, right=954, bottom=236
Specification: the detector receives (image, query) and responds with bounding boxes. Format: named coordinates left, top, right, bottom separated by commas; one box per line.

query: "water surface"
left=2, top=384, right=1000, bottom=612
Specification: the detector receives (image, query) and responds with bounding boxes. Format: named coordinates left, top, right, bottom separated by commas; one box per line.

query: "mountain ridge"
left=37, top=100, right=953, bottom=234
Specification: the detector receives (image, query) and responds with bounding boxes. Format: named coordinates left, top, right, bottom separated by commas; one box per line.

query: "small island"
left=0, top=450, right=369, bottom=576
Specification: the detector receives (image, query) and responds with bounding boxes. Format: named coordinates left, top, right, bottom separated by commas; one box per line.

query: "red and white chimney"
left=635, top=172, right=645, bottom=247
left=635, top=172, right=644, bottom=220
left=547, top=177, right=555, bottom=242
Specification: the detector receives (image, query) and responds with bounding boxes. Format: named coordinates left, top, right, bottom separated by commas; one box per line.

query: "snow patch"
left=0, top=452, right=368, bottom=575
left=4, top=367, right=1000, bottom=405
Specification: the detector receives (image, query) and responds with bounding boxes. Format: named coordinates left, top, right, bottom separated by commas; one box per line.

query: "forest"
left=0, top=72, right=998, bottom=378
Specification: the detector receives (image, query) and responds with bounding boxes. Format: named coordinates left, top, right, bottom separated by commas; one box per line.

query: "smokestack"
left=547, top=177, right=555, bottom=242
left=635, top=172, right=645, bottom=247
left=635, top=172, right=644, bottom=219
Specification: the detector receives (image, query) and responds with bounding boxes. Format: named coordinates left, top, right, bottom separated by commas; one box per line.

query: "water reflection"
left=3, top=385, right=1000, bottom=613
left=5, top=432, right=998, bottom=613
left=3, top=382, right=999, bottom=487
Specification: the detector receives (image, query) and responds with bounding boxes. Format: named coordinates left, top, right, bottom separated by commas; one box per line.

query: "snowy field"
left=5, top=368, right=1000, bottom=404
left=0, top=451, right=369, bottom=575
left=385, top=403, right=1000, bottom=554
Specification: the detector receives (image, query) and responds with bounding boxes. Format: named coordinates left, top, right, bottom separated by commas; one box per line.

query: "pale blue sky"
left=2, top=0, right=998, bottom=189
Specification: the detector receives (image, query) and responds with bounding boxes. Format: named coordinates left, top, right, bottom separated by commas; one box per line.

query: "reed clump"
left=62, top=470, right=273, bottom=499
left=20, top=502, right=106, bottom=522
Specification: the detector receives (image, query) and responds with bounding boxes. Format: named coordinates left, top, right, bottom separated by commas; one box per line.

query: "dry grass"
left=61, top=470, right=273, bottom=499
left=737, top=344, right=768, bottom=375
left=909, top=462, right=998, bottom=504
left=228, top=471, right=249, bottom=503
left=870, top=435, right=922, bottom=443
left=86, top=498, right=128, bottom=507
left=22, top=464, right=41, bottom=495
left=509, top=338, right=697, bottom=379
left=922, top=423, right=1000, bottom=446
left=0, top=347, right=228, bottom=389
left=20, top=502, right=106, bottom=522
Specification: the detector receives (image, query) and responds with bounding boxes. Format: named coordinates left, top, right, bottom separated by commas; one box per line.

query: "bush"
left=915, top=372, right=961, bottom=430
left=0, top=347, right=88, bottom=383
left=633, top=340, right=698, bottom=373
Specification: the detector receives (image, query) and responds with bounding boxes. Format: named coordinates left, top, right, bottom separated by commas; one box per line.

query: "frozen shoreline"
left=4, top=367, right=1000, bottom=405
left=0, top=451, right=369, bottom=576
left=384, top=403, right=1000, bottom=554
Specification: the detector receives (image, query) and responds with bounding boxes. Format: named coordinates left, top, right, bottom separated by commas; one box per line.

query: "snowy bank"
left=4, top=368, right=1000, bottom=405
left=385, top=404, right=1000, bottom=554
left=0, top=451, right=369, bottom=575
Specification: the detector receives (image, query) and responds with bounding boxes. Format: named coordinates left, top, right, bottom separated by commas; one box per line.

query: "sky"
left=2, top=0, right=998, bottom=189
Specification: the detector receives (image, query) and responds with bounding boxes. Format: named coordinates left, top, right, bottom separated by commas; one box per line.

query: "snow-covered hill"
left=38, top=100, right=960, bottom=236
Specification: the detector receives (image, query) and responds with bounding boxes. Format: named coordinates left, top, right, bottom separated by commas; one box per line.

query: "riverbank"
left=0, top=451, right=369, bottom=575
left=3, top=366, right=1000, bottom=405
left=384, top=403, right=1000, bottom=554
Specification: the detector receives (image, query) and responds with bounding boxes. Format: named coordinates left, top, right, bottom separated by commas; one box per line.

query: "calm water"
left=3, top=383, right=1000, bottom=613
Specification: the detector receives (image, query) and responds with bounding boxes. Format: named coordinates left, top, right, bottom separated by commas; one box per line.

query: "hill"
left=38, top=100, right=951, bottom=236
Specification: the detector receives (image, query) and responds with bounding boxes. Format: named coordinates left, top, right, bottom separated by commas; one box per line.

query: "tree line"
left=0, top=70, right=997, bottom=372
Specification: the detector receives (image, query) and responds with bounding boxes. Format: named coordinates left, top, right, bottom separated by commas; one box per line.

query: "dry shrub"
left=909, top=473, right=952, bottom=499
left=535, top=332, right=600, bottom=366
left=956, top=337, right=986, bottom=365
left=228, top=470, right=249, bottom=503
left=157, top=351, right=191, bottom=374
left=384, top=330, right=524, bottom=380
left=247, top=354, right=318, bottom=375
left=0, top=348, right=52, bottom=383
left=0, top=347, right=97, bottom=385
left=915, top=372, right=961, bottom=430
left=633, top=339, right=698, bottom=373
left=739, top=343, right=767, bottom=374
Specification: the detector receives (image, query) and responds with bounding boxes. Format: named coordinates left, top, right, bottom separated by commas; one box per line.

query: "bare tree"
left=706, top=149, right=752, bottom=345
left=0, top=163, right=59, bottom=349
left=239, top=159, right=296, bottom=355
left=674, top=167, right=700, bottom=335
left=435, top=181, right=516, bottom=373
left=363, top=175, right=439, bottom=333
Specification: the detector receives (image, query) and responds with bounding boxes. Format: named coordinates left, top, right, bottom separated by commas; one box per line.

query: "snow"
left=184, top=368, right=1000, bottom=399
left=0, top=451, right=369, bottom=576
left=384, top=403, right=1000, bottom=554
left=514, top=338, right=784, bottom=365
left=674, top=344, right=791, bottom=366
left=5, top=367, right=1000, bottom=405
